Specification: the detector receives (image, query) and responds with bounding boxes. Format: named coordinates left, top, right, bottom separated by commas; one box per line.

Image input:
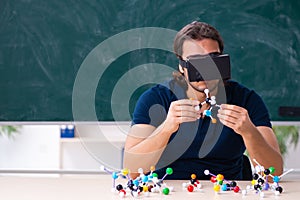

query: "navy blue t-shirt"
left=132, top=79, right=272, bottom=180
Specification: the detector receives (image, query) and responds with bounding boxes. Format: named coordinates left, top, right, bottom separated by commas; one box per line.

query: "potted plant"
left=0, top=125, right=21, bottom=139
left=273, top=125, right=299, bottom=157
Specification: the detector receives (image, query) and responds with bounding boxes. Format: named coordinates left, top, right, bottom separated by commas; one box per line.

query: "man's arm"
left=217, top=104, right=283, bottom=175
left=123, top=123, right=173, bottom=179
left=245, top=126, right=283, bottom=174
left=123, top=99, right=201, bottom=179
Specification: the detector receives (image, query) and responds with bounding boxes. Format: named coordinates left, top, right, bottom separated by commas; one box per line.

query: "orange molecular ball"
left=216, top=174, right=224, bottom=181
left=211, top=118, right=217, bottom=123
left=150, top=166, right=155, bottom=171
left=191, top=174, right=197, bottom=179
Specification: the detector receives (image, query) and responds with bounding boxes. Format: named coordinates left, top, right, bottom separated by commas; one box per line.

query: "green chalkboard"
left=0, top=0, right=299, bottom=121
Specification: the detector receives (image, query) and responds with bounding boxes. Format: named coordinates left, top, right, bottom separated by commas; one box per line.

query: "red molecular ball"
left=210, top=176, right=217, bottom=183
left=187, top=185, right=194, bottom=192
left=148, top=185, right=154, bottom=192
left=119, top=189, right=126, bottom=197
left=233, top=186, right=240, bottom=193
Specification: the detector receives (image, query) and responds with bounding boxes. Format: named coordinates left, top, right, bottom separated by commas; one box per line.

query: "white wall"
left=64, top=123, right=128, bottom=170
left=284, top=137, right=300, bottom=170
left=0, top=125, right=60, bottom=169
left=0, top=123, right=129, bottom=172
left=0, top=124, right=299, bottom=173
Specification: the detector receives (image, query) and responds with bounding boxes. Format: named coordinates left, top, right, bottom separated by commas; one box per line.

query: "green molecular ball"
left=152, top=173, right=158, bottom=177
left=269, top=167, right=275, bottom=174
left=162, top=187, right=170, bottom=195
left=166, top=167, right=173, bottom=175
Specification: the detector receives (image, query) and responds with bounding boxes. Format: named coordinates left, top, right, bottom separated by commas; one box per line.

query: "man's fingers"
left=174, top=105, right=199, bottom=112
left=177, top=116, right=199, bottom=123
left=175, top=99, right=200, bottom=106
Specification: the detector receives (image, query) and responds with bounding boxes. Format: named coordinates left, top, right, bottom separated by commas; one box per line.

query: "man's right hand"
left=163, top=99, right=201, bottom=134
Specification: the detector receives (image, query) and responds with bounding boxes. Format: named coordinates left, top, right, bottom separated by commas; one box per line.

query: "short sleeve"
left=132, top=86, right=169, bottom=127
left=245, top=91, right=272, bottom=128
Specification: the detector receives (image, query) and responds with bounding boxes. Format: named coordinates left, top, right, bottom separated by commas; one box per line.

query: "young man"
left=123, top=21, right=283, bottom=180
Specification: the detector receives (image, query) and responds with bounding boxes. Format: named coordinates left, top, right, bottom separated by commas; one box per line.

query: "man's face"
left=180, top=39, right=221, bottom=92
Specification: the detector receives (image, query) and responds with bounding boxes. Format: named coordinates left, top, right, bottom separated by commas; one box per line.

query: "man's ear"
left=178, top=64, right=184, bottom=73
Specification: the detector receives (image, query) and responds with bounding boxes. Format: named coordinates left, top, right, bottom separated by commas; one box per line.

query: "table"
left=0, top=174, right=299, bottom=200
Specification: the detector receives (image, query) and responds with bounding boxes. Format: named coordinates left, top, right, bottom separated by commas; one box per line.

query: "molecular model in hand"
left=194, top=88, right=220, bottom=123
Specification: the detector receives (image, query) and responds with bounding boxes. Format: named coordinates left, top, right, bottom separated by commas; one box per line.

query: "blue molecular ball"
left=273, top=176, right=280, bottom=183
left=133, top=179, right=139, bottom=186
left=221, top=184, right=227, bottom=191
left=112, top=172, right=118, bottom=179
left=142, top=176, right=149, bottom=183
left=204, top=110, right=212, bottom=117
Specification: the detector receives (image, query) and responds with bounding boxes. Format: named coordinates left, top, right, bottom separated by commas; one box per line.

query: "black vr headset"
left=179, top=52, right=231, bottom=82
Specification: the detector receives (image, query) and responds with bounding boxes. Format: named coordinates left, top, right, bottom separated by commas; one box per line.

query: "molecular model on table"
left=245, top=159, right=294, bottom=198
left=182, top=170, right=240, bottom=193
left=182, top=173, right=202, bottom=192
left=101, top=165, right=174, bottom=198
left=204, top=169, right=241, bottom=193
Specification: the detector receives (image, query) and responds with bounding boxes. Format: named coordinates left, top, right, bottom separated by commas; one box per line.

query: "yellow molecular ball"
left=191, top=174, right=197, bottom=179
left=143, top=185, right=148, bottom=192
left=121, top=168, right=129, bottom=176
left=150, top=166, right=155, bottom=172
left=216, top=174, right=224, bottom=181
left=211, top=118, right=217, bottom=124
left=213, top=184, right=221, bottom=192
left=251, top=179, right=257, bottom=185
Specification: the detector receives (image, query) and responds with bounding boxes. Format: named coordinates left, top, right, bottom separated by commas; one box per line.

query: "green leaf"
left=0, top=125, right=21, bottom=139
left=273, top=126, right=299, bottom=157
